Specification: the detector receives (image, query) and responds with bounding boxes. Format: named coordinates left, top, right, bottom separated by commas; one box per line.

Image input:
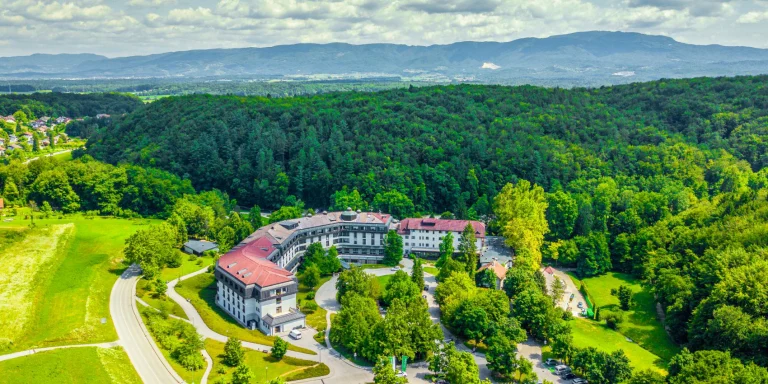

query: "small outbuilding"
left=182, top=239, right=219, bottom=255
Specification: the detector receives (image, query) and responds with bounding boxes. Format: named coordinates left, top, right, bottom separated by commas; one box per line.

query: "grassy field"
left=567, top=272, right=680, bottom=363
left=0, top=215, right=158, bottom=352
left=205, top=339, right=328, bottom=383
left=175, top=273, right=316, bottom=355
left=0, top=346, right=141, bottom=384
left=570, top=318, right=666, bottom=373
left=423, top=266, right=439, bottom=276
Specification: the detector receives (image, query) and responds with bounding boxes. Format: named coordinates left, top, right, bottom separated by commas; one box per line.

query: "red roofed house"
left=477, top=259, right=510, bottom=290
left=398, top=218, right=485, bottom=259
left=214, top=208, right=394, bottom=335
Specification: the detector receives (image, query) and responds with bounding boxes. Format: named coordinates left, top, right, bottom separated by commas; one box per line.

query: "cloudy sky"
left=0, top=0, right=767, bottom=57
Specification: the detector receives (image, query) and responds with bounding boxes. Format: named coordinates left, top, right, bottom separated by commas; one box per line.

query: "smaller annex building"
left=398, top=218, right=485, bottom=258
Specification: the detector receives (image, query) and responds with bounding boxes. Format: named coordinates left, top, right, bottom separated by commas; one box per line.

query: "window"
left=276, top=297, right=282, bottom=304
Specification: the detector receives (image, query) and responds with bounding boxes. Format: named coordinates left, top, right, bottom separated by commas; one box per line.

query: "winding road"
left=111, top=264, right=184, bottom=384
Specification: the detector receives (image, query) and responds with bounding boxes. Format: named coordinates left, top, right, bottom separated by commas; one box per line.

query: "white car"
left=396, top=371, right=408, bottom=378
left=391, top=266, right=401, bottom=271
left=289, top=329, right=302, bottom=340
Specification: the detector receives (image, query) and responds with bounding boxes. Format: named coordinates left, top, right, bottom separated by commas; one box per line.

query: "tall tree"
left=383, top=230, right=403, bottom=266
left=456, top=223, right=478, bottom=278
left=436, top=232, right=454, bottom=269
left=411, top=257, right=425, bottom=291
left=493, top=180, right=549, bottom=271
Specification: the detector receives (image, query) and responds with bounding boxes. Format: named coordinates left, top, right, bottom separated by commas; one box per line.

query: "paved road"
left=542, top=267, right=587, bottom=317
left=0, top=342, right=120, bottom=362
left=22, top=149, right=73, bottom=164
left=111, top=265, right=184, bottom=384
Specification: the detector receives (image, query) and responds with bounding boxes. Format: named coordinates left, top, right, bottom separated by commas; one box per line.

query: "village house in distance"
left=214, top=209, right=485, bottom=335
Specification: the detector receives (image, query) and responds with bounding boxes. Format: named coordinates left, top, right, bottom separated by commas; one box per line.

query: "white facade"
left=215, top=210, right=393, bottom=335
left=402, top=228, right=483, bottom=253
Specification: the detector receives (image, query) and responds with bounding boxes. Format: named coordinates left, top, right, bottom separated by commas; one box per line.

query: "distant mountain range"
left=2, top=31, right=768, bottom=85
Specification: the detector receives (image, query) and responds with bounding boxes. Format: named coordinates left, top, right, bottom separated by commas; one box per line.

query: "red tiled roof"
left=218, top=250, right=292, bottom=287
left=397, top=218, right=486, bottom=238
left=478, top=260, right=507, bottom=280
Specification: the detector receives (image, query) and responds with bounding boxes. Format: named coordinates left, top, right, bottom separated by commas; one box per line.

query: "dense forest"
left=0, top=92, right=143, bottom=119
left=85, top=76, right=768, bottom=371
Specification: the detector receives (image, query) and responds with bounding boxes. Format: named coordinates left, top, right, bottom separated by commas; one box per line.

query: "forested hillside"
left=86, top=76, right=768, bottom=371
left=0, top=92, right=142, bottom=119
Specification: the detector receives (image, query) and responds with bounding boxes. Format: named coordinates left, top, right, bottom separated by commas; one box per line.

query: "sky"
left=0, top=0, right=767, bottom=57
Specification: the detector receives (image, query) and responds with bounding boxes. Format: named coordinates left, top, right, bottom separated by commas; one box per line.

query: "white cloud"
left=22, top=1, right=112, bottom=22
left=0, top=0, right=767, bottom=57
left=737, top=10, right=768, bottom=23
left=128, top=0, right=176, bottom=6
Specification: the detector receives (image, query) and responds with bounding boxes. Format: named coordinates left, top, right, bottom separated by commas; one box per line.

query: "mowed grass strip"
left=0, top=346, right=141, bottom=384
left=205, top=339, right=327, bottom=383
left=0, top=216, right=158, bottom=352
left=568, top=272, right=680, bottom=362
left=175, top=273, right=316, bottom=355
left=0, top=224, right=73, bottom=351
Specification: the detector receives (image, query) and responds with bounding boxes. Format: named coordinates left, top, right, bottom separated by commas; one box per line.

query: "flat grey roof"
left=184, top=240, right=219, bottom=253
left=262, top=311, right=306, bottom=326
left=480, top=236, right=513, bottom=264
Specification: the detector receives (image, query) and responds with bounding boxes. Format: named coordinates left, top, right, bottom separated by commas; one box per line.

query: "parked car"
left=564, top=373, right=577, bottom=380
left=545, top=358, right=559, bottom=366
left=577, top=302, right=583, bottom=308
left=572, top=378, right=588, bottom=384
left=289, top=329, right=302, bottom=340
left=391, top=266, right=401, bottom=271
left=555, top=365, right=572, bottom=376
left=396, top=371, right=408, bottom=378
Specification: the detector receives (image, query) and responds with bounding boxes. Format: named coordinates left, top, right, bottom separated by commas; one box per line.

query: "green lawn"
left=567, top=272, right=680, bottom=363
left=570, top=318, right=667, bottom=373
left=136, top=279, right=187, bottom=319
left=297, top=276, right=331, bottom=331
left=205, top=339, right=328, bottom=383
left=135, top=252, right=215, bottom=319
left=175, top=273, right=316, bottom=355
left=375, top=274, right=392, bottom=288
left=423, top=266, right=439, bottom=276
left=0, top=215, right=158, bottom=352
left=0, top=346, right=141, bottom=384
left=359, top=264, right=390, bottom=270
left=160, top=251, right=214, bottom=283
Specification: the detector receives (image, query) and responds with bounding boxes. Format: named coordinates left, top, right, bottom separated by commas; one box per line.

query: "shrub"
left=271, top=338, right=288, bottom=360
left=604, top=310, right=625, bottom=330
left=188, top=254, right=197, bottom=262
left=306, top=291, right=316, bottom=300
